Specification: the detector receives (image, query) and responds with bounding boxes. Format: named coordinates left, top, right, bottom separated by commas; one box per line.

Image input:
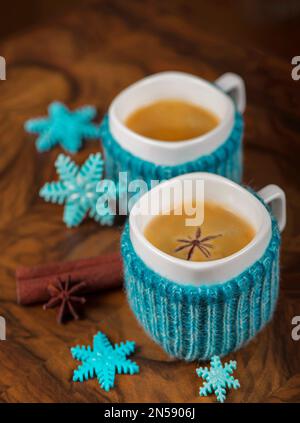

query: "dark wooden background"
left=0, top=0, right=300, bottom=403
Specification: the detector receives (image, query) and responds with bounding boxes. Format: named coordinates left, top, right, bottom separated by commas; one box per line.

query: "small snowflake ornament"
left=71, top=331, right=139, bottom=391
left=196, top=356, right=240, bottom=403
left=40, top=153, right=114, bottom=227
left=25, top=101, right=100, bottom=153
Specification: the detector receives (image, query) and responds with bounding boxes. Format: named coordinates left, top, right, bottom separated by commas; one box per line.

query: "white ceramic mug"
left=129, top=173, right=286, bottom=286
left=109, top=71, right=246, bottom=166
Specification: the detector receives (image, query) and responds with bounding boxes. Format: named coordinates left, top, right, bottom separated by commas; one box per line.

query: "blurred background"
left=1, top=0, right=299, bottom=59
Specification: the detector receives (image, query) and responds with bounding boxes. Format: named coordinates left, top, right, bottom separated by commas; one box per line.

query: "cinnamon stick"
left=16, top=252, right=123, bottom=305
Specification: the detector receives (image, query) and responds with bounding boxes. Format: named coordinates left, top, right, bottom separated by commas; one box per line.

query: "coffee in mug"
left=144, top=201, right=255, bottom=262
left=125, top=99, right=219, bottom=142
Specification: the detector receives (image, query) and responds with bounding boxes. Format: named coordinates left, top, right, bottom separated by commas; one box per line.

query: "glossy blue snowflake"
left=71, top=331, right=139, bottom=391
left=196, top=356, right=240, bottom=403
left=25, top=101, right=100, bottom=153
left=40, top=153, right=114, bottom=227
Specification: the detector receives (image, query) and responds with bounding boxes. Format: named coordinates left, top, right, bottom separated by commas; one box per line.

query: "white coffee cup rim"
left=109, top=71, right=237, bottom=165
left=129, top=173, right=274, bottom=285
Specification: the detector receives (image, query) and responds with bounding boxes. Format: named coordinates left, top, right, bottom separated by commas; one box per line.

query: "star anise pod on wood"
left=174, top=227, right=222, bottom=260
left=43, top=276, right=86, bottom=324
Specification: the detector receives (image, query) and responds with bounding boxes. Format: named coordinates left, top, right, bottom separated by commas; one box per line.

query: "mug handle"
left=258, top=184, right=286, bottom=232
left=215, top=72, right=246, bottom=114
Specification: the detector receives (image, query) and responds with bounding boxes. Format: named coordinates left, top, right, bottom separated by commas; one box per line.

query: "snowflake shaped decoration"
left=25, top=101, right=100, bottom=153
left=40, top=153, right=115, bottom=227
left=196, top=356, right=240, bottom=403
left=71, top=331, right=139, bottom=391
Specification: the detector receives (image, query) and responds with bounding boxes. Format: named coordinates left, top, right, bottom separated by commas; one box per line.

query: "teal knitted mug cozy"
left=100, top=111, right=244, bottom=186
left=121, top=211, right=281, bottom=361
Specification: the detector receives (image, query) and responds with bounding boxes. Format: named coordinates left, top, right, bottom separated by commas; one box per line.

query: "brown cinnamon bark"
left=16, top=252, right=123, bottom=305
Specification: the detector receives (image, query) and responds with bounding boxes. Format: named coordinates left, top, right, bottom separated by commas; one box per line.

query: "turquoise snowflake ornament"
left=25, top=101, right=100, bottom=153
left=40, top=153, right=111, bottom=227
left=71, top=331, right=139, bottom=391
left=196, top=356, right=240, bottom=403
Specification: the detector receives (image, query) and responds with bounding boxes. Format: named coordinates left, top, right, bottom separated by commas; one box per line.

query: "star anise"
left=43, top=276, right=86, bottom=324
left=174, top=227, right=222, bottom=260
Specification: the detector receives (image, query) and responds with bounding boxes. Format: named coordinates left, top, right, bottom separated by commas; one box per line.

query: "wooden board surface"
left=0, top=0, right=299, bottom=403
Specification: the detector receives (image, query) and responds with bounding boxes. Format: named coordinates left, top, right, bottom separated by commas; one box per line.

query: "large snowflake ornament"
left=196, top=356, right=240, bottom=403
left=40, top=153, right=113, bottom=227
left=71, top=331, right=139, bottom=391
left=25, top=101, right=100, bottom=153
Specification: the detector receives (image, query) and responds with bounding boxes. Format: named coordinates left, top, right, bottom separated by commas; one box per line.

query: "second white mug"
left=100, top=71, right=246, bottom=186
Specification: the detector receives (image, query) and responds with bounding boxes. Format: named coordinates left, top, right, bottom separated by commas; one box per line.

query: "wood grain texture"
left=0, top=0, right=300, bottom=403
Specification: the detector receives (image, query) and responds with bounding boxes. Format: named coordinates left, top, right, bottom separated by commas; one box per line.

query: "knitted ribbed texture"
left=100, top=112, right=244, bottom=185
left=121, top=214, right=280, bottom=361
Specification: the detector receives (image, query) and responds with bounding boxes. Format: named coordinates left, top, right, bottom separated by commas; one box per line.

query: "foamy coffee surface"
left=125, top=99, right=219, bottom=141
left=144, top=201, right=255, bottom=262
